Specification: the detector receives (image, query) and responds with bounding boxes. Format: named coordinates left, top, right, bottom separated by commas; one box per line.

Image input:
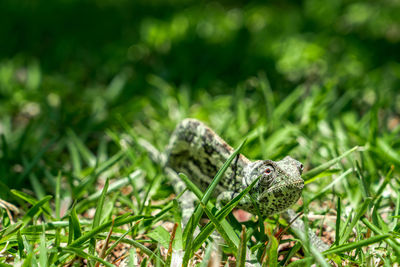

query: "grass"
left=1, top=76, right=400, bottom=266
left=1, top=1, right=400, bottom=265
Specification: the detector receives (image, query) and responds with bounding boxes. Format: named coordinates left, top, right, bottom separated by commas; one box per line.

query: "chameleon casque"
left=166, top=118, right=305, bottom=217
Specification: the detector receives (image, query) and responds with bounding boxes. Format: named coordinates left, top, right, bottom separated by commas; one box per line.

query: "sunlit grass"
left=1, top=72, right=399, bottom=265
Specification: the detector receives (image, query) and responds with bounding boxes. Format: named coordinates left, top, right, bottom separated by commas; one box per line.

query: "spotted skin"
left=166, top=118, right=304, bottom=217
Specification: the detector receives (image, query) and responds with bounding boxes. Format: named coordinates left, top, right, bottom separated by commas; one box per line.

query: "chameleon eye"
left=264, top=166, right=273, bottom=175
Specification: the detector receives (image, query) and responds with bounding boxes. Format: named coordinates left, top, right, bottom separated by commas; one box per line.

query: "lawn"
left=1, top=0, right=400, bottom=266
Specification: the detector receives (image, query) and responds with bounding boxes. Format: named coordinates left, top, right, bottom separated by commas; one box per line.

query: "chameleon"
left=139, top=118, right=329, bottom=252
left=166, top=118, right=304, bottom=217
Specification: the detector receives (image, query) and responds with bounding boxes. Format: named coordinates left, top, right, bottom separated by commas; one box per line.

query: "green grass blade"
left=39, top=223, right=47, bottom=267
left=147, top=225, right=172, bottom=249
left=376, top=138, right=400, bottom=166
left=302, top=146, right=359, bottom=181
left=0, top=221, right=22, bottom=241
left=17, top=230, right=25, bottom=258
left=335, top=197, right=341, bottom=246
left=67, top=216, right=73, bottom=245
left=263, top=233, right=278, bottom=267
left=22, top=195, right=52, bottom=226
left=373, top=165, right=393, bottom=202
left=67, top=129, right=96, bottom=166
left=128, top=248, right=136, bottom=266
left=55, top=172, right=61, bottom=220
left=49, top=171, right=62, bottom=265
left=29, top=174, right=47, bottom=206
left=10, top=189, right=38, bottom=205
left=280, top=241, right=302, bottom=266
left=92, top=178, right=109, bottom=229
left=324, top=234, right=390, bottom=255
left=199, top=201, right=237, bottom=251
left=393, top=188, right=400, bottom=231
left=89, top=177, right=109, bottom=263
left=340, top=197, right=371, bottom=244
left=21, top=252, right=34, bottom=267
left=69, top=214, right=143, bottom=247
left=203, top=139, right=247, bottom=204
left=67, top=139, right=82, bottom=176
left=58, top=247, right=115, bottom=267
left=10, top=190, right=52, bottom=216
left=70, top=206, right=82, bottom=240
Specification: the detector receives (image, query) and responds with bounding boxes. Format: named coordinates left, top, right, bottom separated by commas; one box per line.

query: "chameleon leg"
left=164, top=167, right=197, bottom=226
left=282, top=209, right=330, bottom=252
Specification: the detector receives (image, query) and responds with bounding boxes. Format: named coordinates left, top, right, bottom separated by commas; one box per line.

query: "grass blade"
left=10, top=190, right=52, bottom=216
left=302, top=146, right=358, bottom=181
left=324, top=234, right=390, bottom=255
left=335, top=197, right=341, bottom=246
left=340, top=198, right=371, bottom=244
left=92, top=178, right=109, bottom=229
left=39, top=223, right=47, bottom=267
left=376, top=138, right=400, bottom=166
left=199, top=201, right=238, bottom=251
left=70, top=205, right=82, bottom=240
left=17, top=230, right=25, bottom=258
left=89, top=177, right=110, bottom=264
left=58, top=247, right=115, bottom=267
left=69, top=214, right=143, bottom=247
left=67, top=129, right=96, bottom=166
left=22, top=195, right=52, bottom=226
left=263, top=233, right=278, bottom=267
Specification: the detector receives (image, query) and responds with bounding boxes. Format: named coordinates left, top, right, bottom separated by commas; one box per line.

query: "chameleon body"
left=166, top=118, right=304, bottom=217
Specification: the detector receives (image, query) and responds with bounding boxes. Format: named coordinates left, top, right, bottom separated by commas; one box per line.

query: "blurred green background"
left=1, top=0, right=400, bottom=195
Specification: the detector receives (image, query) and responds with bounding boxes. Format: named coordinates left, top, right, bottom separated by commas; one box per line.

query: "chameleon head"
left=242, top=156, right=304, bottom=217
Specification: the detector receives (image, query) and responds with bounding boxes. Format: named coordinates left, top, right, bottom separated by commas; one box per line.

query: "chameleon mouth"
left=293, top=180, right=304, bottom=189
left=268, top=179, right=304, bottom=193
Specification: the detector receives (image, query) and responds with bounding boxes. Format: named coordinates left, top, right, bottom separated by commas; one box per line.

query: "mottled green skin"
left=166, top=118, right=304, bottom=217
